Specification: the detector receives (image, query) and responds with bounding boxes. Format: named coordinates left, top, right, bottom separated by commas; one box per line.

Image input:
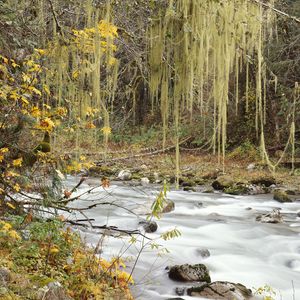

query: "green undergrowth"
left=0, top=216, right=134, bottom=300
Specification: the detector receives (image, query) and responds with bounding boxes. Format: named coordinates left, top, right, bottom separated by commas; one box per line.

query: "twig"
left=95, top=136, right=192, bottom=164
left=250, top=0, right=300, bottom=23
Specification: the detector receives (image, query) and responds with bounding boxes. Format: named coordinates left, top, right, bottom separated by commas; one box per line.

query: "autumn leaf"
left=12, top=158, right=23, bottom=167
left=39, top=117, right=55, bottom=131
left=64, top=190, right=72, bottom=199
left=101, top=126, right=112, bottom=135
left=6, top=202, right=16, bottom=210
left=101, top=177, right=110, bottom=188
left=85, top=122, right=96, bottom=129
left=50, top=246, right=60, bottom=254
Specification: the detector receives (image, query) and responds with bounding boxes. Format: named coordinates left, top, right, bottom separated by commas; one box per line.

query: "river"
left=64, top=176, right=300, bottom=300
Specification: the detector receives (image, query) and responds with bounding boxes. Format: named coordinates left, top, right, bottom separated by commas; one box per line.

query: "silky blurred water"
left=64, top=176, right=300, bottom=300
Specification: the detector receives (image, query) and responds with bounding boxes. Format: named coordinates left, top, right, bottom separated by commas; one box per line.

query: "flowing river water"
left=64, top=176, right=300, bottom=300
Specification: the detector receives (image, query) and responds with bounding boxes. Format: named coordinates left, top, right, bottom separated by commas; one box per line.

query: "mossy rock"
left=88, top=165, right=115, bottom=177
left=179, top=177, right=196, bottom=187
left=224, top=184, right=249, bottom=195
left=131, top=172, right=142, bottom=180
left=250, top=175, right=276, bottom=187
left=212, top=176, right=234, bottom=190
left=194, top=178, right=205, bottom=185
left=273, top=190, right=292, bottom=203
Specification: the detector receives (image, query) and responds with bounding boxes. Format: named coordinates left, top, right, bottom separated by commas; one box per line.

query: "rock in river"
left=138, top=220, right=158, bottom=233
left=187, top=281, right=252, bottom=299
left=168, top=264, right=211, bottom=283
left=117, top=170, right=132, bottom=181
left=273, top=190, right=292, bottom=203
left=162, top=199, right=175, bottom=213
left=256, top=209, right=283, bottom=224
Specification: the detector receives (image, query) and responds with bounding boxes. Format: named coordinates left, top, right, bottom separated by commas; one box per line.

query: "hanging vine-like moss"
left=147, top=0, right=293, bottom=177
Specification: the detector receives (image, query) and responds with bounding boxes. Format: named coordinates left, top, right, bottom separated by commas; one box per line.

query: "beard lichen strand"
left=148, top=0, right=276, bottom=178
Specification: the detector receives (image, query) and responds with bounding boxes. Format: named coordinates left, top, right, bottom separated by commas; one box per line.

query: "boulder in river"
left=138, top=220, right=158, bottom=233
left=141, top=177, right=150, bottom=186
left=162, top=199, right=175, bottom=213
left=117, top=170, right=132, bottom=181
left=256, top=209, right=283, bottom=223
left=168, top=264, right=211, bottom=283
left=273, top=190, right=292, bottom=203
left=187, top=281, right=252, bottom=299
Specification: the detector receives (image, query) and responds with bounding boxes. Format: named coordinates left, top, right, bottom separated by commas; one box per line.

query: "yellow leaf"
left=34, top=48, right=46, bottom=56
left=9, top=91, right=20, bottom=101
left=10, top=59, right=20, bottom=68
left=28, top=86, right=42, bottom=96
left=101, top=126, right=112, bottom=135
left=43, top=84, right=50, bottom=95
left=22, top=73, right=31, bottom=83
left=39, top=117, right=55, bottom=131
left=6, top=202, right=16, bottom=210
left=85, top=122, right=96, bottom=129
left=0, top=148, right=9, bottom=153
left=31, top=106, right=41, bottom=117
left=50, top=246, right=59, bottom=254
left=1, top=56, right=9, bottom=64
left=13, top=184, right=20, bottom=192
left=12, top=158, right=23, bottom=167
left=8, top=230, right=21, bottom=240
left=72, top=70, right=79, bottom=79
left=79, top=155, right=86, bottom=161
left=20, top=96, right=29, bottom=105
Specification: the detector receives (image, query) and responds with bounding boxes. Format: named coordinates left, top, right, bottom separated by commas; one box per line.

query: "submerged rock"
left=117, top=170, right=132, bottom=181
left=168, top=264, right=211, bottom=283
left=195, top=248, right=210, bottom=258
left=175, top=287, right=185, bottom=296
left=273, top=190, right=292, bottom=203
left=256, top=209, right=283, bottom=223
left=187, top=281, right=252, bottom=299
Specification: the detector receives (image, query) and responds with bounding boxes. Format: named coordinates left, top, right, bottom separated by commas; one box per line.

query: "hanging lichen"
left=148, top=0, right=278, bottom=179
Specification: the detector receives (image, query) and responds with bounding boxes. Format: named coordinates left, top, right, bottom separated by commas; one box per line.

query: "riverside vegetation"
left=0, top=0, right=299, bottom=299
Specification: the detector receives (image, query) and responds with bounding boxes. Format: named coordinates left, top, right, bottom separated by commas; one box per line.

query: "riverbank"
left=86, top=152, right=300, bottom=199
left=0, top=216, right=134, bottom=300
